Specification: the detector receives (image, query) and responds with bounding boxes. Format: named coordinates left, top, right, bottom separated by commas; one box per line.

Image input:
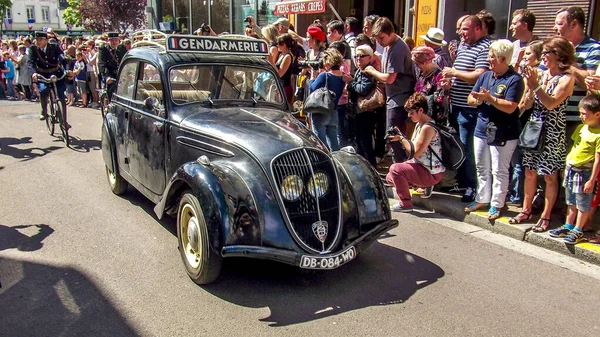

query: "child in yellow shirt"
left=549, top=95, right=600, bottom=244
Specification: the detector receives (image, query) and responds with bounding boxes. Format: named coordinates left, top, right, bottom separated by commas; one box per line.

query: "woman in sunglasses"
left=514, top=36, right=575, bottom=231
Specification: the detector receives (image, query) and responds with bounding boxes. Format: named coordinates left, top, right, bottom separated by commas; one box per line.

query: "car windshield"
left=168, top=65, right=284, bottom=105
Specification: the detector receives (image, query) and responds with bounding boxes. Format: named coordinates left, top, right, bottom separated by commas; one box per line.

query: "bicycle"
left=37, top=72, right=69, bottom=147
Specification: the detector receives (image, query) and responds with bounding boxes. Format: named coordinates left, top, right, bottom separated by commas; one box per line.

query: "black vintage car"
left=101, top=31, right=398, bottom=284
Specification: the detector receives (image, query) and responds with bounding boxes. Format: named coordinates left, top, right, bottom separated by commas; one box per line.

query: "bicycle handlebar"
left=35, top=71, right=67, bottom=83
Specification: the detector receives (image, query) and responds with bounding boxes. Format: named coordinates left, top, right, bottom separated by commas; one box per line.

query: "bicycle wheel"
left=46, top=94, right=55, bottom=136
left=55, top=99, right=69, bottom=147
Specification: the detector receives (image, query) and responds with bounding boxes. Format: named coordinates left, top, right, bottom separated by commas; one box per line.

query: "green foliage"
left=162, top=15, right=174, bottom=23
left=63, top=0, right=83, bottom=27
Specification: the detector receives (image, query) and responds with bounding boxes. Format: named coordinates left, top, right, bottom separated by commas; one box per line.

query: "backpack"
left=426, top=122, right=465, bottom=170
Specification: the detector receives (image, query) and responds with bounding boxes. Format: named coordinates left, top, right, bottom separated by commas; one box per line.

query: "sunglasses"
left=355, top=54, right=369, bottom=58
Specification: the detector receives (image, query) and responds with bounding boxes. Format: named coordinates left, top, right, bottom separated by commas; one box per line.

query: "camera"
left=243, top=16, right=252, bottom=23
left=386, top=127, right=400, bottom=137
left=298, top=59, right=324, bottom=69
left=200, top=23, right=211, bottom=33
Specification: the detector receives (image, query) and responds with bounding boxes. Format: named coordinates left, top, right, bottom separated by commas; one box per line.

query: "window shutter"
left=527, top=0, right=592, bottom=38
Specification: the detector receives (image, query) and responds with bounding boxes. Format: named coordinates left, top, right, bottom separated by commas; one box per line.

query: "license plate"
left=300, top=246, right=356, bottom=270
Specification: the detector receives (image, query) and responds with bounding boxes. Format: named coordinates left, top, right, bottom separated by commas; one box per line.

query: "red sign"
left=274, top=0, right=327, bottom=16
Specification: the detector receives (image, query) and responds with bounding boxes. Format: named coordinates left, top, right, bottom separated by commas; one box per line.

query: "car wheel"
left=177, top=192, right=222, bottom=285
left=106, top=165, right=128, bottom=195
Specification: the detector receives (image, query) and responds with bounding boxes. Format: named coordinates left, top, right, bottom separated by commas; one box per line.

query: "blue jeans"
left=388, top=105, right=408, bottom=163
left=565, top=168, right=594, bottom=212
left=336, top=104, right=348, bottom=147
left=6, top=78, right=14, bottom=97
left=312, top=111, right=340, bottom=151
left=452, top=105, right=477, bottom=189
left=509, top=147, right=525, bottom=203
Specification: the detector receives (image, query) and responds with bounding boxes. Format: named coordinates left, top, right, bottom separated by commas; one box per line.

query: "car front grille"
left=271, top=148, right=340, bottom=253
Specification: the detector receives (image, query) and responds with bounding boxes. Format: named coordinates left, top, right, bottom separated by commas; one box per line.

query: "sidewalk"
left=387, top=188, right=600, bottom=266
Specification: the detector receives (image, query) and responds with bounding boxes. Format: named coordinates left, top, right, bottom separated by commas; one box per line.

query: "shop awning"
left=274, top=0, right=327, bottom=16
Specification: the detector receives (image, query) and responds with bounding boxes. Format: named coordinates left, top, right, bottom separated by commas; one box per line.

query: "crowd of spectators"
left=0, top=29, right=131, bottom=109
left=238, top=6, right=600, bottom=244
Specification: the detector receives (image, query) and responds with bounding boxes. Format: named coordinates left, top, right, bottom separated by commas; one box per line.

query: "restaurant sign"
left=274, top=0, right=327, bottom=16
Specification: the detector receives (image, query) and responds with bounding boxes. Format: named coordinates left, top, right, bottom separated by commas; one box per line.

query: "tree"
left=63, top=0, right=83, bottom=28
left=79, top=0, right=147, bottom=33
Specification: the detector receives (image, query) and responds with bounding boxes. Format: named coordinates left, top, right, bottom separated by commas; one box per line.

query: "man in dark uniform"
left=27, top=31, right=67, bottom=121
left=98, top=32, right=123, bottom=100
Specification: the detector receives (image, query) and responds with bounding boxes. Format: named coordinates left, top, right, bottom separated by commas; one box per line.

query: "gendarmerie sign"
left=166, top=35, right=269, bottom=56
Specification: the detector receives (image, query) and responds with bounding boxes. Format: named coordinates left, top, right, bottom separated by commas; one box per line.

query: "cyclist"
left=27, top=31, right=68, bottom=123
left=98, top=32, right=123, bottom=100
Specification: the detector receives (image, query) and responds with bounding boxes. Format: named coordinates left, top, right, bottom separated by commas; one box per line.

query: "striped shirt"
left=450, top=37, right=491, bottom=108
left=566, top=35, right=600, bottom=121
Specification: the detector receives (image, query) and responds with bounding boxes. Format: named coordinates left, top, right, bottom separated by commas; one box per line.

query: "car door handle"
left=153, top=121, right=164, bottom=133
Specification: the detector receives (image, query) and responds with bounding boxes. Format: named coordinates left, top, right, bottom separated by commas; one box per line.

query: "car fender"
left=101, top=116, right=118, bottom=174
left=332, top=150, right=391, bottom=228
left=154, top=160, right=261, bottom=249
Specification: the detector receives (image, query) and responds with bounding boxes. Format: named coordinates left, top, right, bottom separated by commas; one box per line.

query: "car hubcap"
left=181, top=204, right=201, bottom=269
left=107, top=168, right=117, bottom=186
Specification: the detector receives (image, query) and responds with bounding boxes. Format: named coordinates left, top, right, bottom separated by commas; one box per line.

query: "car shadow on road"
left=122, top=189, right=177, bottom=236
left=203, top=241, right=445, bottom=327
left=0, top=257, right=140, bottom=337
left=68, top=137, right=102, bottom=153
left=0, top=224, right=54, bottom=252
left=0, top=137, right=62, bottom=161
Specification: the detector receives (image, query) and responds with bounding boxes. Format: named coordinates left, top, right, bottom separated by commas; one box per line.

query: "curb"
left=388, top=189, right=600, bottom=266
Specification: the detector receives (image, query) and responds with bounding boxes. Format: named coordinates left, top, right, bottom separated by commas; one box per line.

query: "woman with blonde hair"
left=466, top=39, right=524, bottom=220
left=261, top=24, right=279, bottom=66
left=510, top=36, right=576, bottom=231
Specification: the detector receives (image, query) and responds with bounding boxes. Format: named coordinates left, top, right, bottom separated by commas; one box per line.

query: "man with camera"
left=194, top=24, right=217, bottom=37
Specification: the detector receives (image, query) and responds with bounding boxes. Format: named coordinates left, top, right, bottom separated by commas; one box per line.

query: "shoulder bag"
left=303, top=72, right=336, bottom=115
left=357, top=69, right=385, bottom=111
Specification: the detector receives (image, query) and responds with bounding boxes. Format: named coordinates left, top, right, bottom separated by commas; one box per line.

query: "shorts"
left=66, top=82, right=76, bottom=95
left=564, top=168, right=594, bottom=212
left=76, top=80, right=87, bottom=93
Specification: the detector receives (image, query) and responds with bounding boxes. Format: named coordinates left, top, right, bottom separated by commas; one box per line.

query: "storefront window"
left=211, top=0, right=231, bottom=34
left=232, top=0, right=251, bottom=35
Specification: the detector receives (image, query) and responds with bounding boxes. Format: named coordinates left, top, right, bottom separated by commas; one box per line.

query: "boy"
left=73, top=51, right=88, bottom=108
left=549, top=95, right=600, bottom=244
left=2, top=51, right=15, bottom=100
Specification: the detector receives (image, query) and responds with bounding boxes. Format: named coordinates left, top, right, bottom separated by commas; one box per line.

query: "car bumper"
left=220, top=219, right=399, bottom=267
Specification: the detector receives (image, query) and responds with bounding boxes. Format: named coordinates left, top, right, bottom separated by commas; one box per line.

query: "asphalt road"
left=1, top=101, right=600, bottom=337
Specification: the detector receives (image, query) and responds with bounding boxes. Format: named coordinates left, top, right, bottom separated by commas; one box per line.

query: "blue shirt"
left=5, top=60, right=14, bottom=79
left=309, top=72, right=345, bottom=108
left=566, top=35, right=600, bottom=120
left=472, top=67, right=524, bottom=140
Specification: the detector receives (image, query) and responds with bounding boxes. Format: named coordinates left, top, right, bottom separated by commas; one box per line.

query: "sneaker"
left=549, top=225, right=571, bottom=238
left=419, top=186, right=433, bottom=199
left=39, top=112, right=48, bottom=121
left=461, top=187, right=475, bottom=202
left=564, top=230, right=584, bottom=245
left=390, top=203, right=414, bottom=213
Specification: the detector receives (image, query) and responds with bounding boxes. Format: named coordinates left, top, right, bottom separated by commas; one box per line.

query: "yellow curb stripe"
left=579, top=242, right=600, bottom=253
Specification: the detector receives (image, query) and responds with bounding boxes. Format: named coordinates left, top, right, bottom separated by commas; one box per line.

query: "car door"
left=126, top=62, right=167, bottom=195
left=112, top=60, right=139, bottom=176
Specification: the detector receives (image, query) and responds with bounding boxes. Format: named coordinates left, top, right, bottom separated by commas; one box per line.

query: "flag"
left=3, top=18, right=12, bottom=30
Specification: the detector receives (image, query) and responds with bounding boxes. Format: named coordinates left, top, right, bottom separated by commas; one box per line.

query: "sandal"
left=464, top=201, right=489, bottom=213
left=532, top=218, right=551, bottom=232
left=508, top=211, right=532, bottom=224
left=488, top=206, right=501, bottom=220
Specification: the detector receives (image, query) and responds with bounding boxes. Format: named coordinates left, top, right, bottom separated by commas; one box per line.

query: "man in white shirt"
left=509, top=9, right=538, bottom=66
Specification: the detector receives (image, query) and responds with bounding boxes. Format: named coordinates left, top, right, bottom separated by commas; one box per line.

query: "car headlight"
left=280, top=175, right=304, bottom=201
left=308, top=172, right=329, bottom=198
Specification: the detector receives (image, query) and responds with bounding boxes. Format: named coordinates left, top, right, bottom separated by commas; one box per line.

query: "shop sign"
left=274, top=0, right=327, bottom=16
left=414, top=0, right=439, bottom=46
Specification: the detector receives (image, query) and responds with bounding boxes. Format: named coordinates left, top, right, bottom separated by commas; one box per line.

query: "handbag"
left=303, top=72, right=336, bottom=115
left=518, top=119, right=545, bottom=152
left=358, top=83, right=385, bottom=111
left=485, top=122, right=507, bottom=146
